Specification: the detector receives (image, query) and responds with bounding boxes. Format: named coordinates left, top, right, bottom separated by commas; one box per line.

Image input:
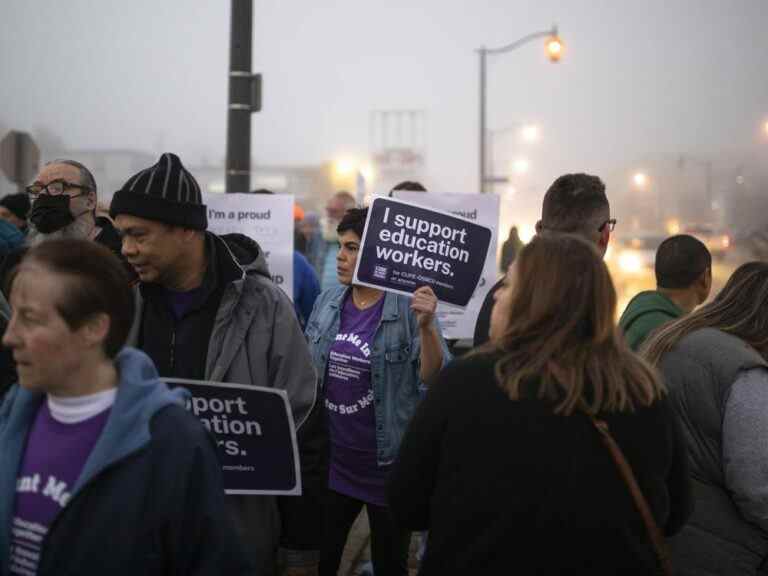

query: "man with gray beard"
left=0, top=159, right=135, bottom=296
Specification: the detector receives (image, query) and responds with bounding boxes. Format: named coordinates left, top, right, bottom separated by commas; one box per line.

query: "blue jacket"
left=0, top=348, right=250, bottom=576
left=305, top=286, right=451, bottom=465
left=293, top=251, right=321, bottom=327
left=0, top=220, right=23, bottom=258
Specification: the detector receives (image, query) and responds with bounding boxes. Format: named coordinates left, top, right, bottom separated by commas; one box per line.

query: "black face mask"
left=28, top=195, right=76, bottom=234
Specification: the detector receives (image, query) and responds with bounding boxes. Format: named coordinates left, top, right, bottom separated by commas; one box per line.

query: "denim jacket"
left=305, top=286, right=451, bottom=466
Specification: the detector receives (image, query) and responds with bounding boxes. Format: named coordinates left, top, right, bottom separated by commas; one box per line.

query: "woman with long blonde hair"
left=642, top=261, right=768, bottom=576
left=389, top=233, right=691, bottom=575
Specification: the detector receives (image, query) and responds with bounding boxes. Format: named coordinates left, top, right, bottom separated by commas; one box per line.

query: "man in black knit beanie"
left=111, top=152, right=324, bottom=575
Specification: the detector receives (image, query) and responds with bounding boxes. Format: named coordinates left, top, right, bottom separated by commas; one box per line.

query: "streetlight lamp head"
left=512, top=158, right=530, bottom=174
left=546, top=35, right=564, bottom=62
left=521, top=124, right=540, bottom=142
left=335, top=158, right=356, bottom=177
left=633, top=172, right=648, bottom=188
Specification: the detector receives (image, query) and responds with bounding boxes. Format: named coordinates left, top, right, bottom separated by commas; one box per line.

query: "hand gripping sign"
left=353, top=197, right=492, bottom=307
left=164, top=378, right=301, bottom=496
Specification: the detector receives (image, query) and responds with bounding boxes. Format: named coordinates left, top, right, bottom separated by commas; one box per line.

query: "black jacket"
left=138, top=234, right=230, bottom=380
left=389, top=352, right=692, bottom=575
left=0, top=349, right=251, bottom=576
left=472, top=277, right=503, bottom=347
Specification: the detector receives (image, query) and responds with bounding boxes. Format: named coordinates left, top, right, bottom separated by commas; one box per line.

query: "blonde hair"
left=482, top=234, right=664, bottom=415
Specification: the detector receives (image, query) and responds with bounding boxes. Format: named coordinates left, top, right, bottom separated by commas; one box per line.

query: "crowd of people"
left=0, top=154, right=766, bottom=576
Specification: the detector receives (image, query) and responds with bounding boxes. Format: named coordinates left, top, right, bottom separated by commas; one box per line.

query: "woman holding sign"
left=388, top=234, right=691, bottom=575
left=305, top=207, right=449, bottom=576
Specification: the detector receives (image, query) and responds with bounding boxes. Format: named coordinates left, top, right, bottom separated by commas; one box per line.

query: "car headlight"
left=618, top=251, right=643, bottom=274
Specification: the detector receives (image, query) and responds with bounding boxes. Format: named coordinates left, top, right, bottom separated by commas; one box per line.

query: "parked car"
left=607, top=232, right=667, bottom=275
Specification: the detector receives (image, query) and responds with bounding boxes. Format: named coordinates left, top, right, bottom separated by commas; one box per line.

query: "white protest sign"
left=203, top=193, right=293, bottom=300
left=165, top=378, right=302, bottom=496
left=392, top=191, right=500, bottom=339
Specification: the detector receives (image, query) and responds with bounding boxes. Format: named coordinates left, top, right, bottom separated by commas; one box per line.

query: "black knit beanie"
left=0, top=193, right=31, bottom=221
left=110, top=153, right=207, bottom=230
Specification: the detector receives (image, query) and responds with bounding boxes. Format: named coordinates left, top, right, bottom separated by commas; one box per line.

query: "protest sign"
left=392, top=191, right=500, bottom=339
left=164, top=378, right=301, bottom=496
left=203, top=193, right=293, bottom=300
left=353, top=197, right=492, bottom=307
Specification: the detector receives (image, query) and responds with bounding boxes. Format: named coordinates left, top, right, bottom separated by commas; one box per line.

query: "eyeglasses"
left=26, top=179, right=92, bottom=200
left=598, top=218, right=617, bottom=233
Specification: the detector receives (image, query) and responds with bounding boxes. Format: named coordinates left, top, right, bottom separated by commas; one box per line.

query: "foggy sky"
left=2, top=0, right=767, bottom=211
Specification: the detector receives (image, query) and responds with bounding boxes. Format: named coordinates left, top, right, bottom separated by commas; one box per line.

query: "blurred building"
left=369, top=109, right=427, bottom=196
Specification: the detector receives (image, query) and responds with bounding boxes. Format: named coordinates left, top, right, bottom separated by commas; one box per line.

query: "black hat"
left=0, top=193, right=31, bottom=221
left=110, top=153, right=207, bottom=230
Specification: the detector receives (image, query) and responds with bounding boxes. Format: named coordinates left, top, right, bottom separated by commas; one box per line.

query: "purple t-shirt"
left=325, top=293, right=388, bottom=505
left=9, top=403, right=111, bottom=575
left=164, top=286, right=205, bottom=321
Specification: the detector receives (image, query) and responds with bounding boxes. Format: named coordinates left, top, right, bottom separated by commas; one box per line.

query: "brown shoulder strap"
left=591, top=417, right=674, bottom=576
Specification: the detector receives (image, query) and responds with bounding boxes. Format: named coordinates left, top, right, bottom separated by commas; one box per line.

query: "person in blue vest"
left=0, top=238, right=249, bottom=575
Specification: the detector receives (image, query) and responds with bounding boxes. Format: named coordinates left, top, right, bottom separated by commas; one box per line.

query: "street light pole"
left=479, top=47, right=487, bottom=195
left=478, top=25, right=561, bottom=193
left=486, top=122, right=540, bottom=187
left=226, top=0, right=253, bottom=193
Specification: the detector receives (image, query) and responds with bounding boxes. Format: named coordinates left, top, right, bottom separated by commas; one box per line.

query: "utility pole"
left=226, top=0, right=253, bottom=193
left=478, top=47, right=487, bottom=194
left=477, top=26, right=562, bottom=194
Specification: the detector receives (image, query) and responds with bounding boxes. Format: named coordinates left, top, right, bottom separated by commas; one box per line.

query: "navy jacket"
left=0, top=220, right=23, bottom=259
left=293, top=251, right=320, bottom=328
left=0, top=348, right=251, bottom=576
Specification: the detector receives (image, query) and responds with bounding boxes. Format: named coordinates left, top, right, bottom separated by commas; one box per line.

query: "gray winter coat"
left=128, top=232, right=321, bottom=574
left=659, top=328, right=768, bottom=575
